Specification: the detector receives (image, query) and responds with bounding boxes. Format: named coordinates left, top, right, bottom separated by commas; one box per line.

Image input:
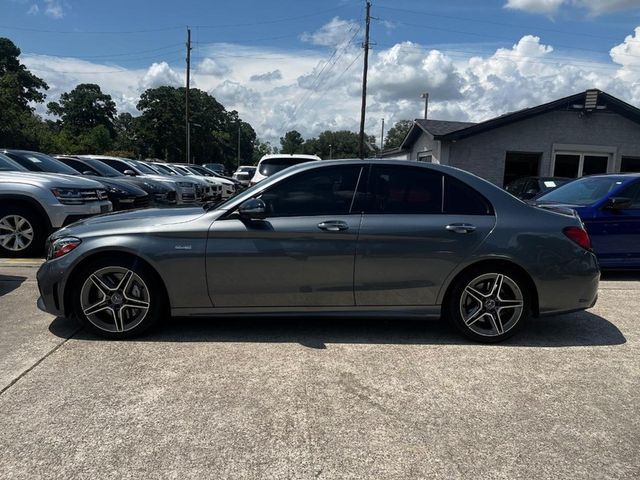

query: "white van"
left=250, top=154, right=321, bottom=185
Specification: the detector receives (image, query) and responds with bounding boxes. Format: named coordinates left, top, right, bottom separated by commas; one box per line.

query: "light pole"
left=188, top=122, right=201, bottom=163
left=329, top=144, right=333, bottom=160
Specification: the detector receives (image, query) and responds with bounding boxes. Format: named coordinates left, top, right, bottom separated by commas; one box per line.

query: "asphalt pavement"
left=0, top=262, right=639, bottom=479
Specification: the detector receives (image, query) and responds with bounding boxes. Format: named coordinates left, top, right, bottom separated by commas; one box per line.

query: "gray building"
left=383, top=89, right=640, bottom=186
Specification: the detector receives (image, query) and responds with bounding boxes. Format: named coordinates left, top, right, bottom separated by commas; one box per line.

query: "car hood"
left=54, top=207, right=208, bottom=238
left=0, top=171, right=104, bottom=189
left=85, top=176, right=147, bottom=195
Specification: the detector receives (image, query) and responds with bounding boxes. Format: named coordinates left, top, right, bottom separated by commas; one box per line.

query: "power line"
left=26, top=43, right=183, bottom=60
left=381, top=19, right=640, bottom=62
left=374, top=3, right=627, bottom=42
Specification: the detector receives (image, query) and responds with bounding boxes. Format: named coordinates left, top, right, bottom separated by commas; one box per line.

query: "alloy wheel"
left=0, top=215, right=34, bottom=252
left=80, top=266, right=151, bottom=333
left=459, top=273, right=524, bottom=337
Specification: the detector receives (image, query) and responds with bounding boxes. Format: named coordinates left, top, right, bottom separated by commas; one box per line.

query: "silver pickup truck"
left=0, top=153, right=112, bottom=257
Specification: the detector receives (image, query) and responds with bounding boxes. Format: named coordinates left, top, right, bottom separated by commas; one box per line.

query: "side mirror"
left=605, top=197, right=633, bottom=210
left=124, top=169, right=136, bottom=176
left=238, top=198, right=266, bottom=219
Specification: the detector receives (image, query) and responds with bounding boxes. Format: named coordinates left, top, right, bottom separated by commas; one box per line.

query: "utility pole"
left=185, top=27, right=192, bottom=164
left=358, top=0, right=371, bottom=159
left=380, top=118, right=384, bottom=153
left=237, top=122, right=241, bottom=168
left=421, top=92, right=429, bottom=119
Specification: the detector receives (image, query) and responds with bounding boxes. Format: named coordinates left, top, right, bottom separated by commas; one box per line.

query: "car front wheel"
left=71, top=258, right=165, bottom=339
left=0, top=206, right=44, bottom=258
left=447, top=268, right=531, bottom=343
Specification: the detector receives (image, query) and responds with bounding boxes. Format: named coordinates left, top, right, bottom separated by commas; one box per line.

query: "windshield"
left=128, top=160, right=158, bottom=175
left=0, top=153, right=27, bottom=171
left=537, top=177, right=626, bottom=205
left=76, top=158, right=122, bottom=177
left=258, top=158, right=313, bottom=176
left=149, top=163, right=175, bottom=175
left=187, top=165, right=210, bottom=175
left=5, top=151, right=79, bottom=175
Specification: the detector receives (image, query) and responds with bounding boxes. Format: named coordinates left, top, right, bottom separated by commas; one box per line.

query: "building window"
left=553, top=152, right=610, bottom=178
left=417, top=151, right=433, bottom=163
left=503, top=152, right=541, bottom=187
left=621, top=156, right=640, bottom=173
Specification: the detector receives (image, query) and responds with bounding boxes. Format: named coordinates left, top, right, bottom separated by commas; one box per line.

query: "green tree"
left=252, top=139, right=274, bottom=163
left=280, top=130, right=304, bottom=153
left=0, top=37, right=49, bottom=148
left=47, top=83, right=117, bottom=136
left=302, top=130, right=377, bottom=159
left=384, top=120, right=413, bottom=149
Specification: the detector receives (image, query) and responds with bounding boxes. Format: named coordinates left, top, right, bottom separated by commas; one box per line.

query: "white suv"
left=250, top=154, right=321, bottom=185
left=0, top=153, right=112, bottom=257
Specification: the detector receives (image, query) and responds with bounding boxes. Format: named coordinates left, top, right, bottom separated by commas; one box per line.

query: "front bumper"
left=36, top=259, right=68, bottom=317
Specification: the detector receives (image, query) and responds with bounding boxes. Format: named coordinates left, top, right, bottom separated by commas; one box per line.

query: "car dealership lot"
left=1, top=262, right=639, bottom=479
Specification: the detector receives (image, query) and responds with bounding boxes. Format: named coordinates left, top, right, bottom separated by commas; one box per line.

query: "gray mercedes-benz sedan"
left=36, top=160, right=599, bottom=342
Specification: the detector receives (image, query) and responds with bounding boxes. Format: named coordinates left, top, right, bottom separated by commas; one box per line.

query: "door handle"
left=446, top=223, right=477, bottom=234
left=318, top=221, right=349, bottom=232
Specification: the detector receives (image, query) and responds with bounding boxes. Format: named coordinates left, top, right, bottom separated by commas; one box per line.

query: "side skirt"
left=171, top=305, right=442, bottom=319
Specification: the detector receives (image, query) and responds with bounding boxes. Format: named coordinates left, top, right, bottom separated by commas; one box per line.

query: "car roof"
left=258, top=154, right=321, bottom=162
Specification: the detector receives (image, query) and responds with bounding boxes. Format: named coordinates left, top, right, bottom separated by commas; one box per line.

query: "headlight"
left=51, top=188, right=85, bottom=205
left=47, top=237, right=81, bottom=260
left=105, top=185, right=127, bottom=195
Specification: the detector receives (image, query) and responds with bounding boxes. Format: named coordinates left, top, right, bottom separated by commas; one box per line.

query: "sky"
left=3, top=0, right=640, bottom=145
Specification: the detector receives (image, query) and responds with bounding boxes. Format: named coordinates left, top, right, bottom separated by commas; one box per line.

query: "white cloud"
left=300, top=17, right=359, bottom=47
left=19, top=0, right=67, bottom=19
left=19, top=19, right=640, bottom=147
left=505, top=0, right=564, bottom=13
left=250, top=70, right=283, bottom=82
left=43, top=0, right=65, bottom=19
left=505, top=0, right=640, bottom=15
left=196, top=58, right=230, bottom=77
left=139, top=62, right=183, bottom=89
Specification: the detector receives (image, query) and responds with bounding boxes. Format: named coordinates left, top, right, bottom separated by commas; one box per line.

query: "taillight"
left=563, top=226, right=592, bottom=251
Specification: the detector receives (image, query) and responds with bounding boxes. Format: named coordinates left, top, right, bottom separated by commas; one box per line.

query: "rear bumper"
left=536, top=252, right=600, bottom=316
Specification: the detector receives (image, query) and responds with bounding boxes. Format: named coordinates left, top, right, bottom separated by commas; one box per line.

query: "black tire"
left=70, top=256, right=167, bottom=339
left=0, top=205, right=47, bottom=258
left=446, top=266, right=531, bottom=343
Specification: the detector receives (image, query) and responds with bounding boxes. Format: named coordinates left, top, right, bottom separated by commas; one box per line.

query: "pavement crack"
left=0, top=325, right=82, bottom=397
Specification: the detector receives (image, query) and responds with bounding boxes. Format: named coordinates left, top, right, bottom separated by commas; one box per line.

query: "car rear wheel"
left=71, top=258, right=166, bottom=339
left=0, top=206, right=45, bottom=258
left=447, top=268, right=531, bottom=343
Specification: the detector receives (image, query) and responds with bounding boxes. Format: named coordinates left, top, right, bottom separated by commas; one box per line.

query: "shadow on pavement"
left=49, top=310, right=626, bottom=348
left=601, top=271, right=640, bottom=281
left=0, top=274, right=27, bottom=296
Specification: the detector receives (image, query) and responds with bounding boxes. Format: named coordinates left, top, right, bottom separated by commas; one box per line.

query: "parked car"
left=250, top=154, right=321, bottom=185
left=140, top=161, right=212, bottom=202
left=233, top=165, right=257, bottom=187
left=84, top=156, right=198, bottom=205
left=36, top=159, right=598, bottom=342
left=169, top=163, right=236, bottom=199
left=1, top=150, right=149, bottom=211
left=535, top=173, right=640, bottom=268
left=55, top=156, right=177, bottom=206
left=173, top=163, right=242, bottom=194
left=203, top=163, right=225, bottom=175
left=505, top=176, right=571, bottom=200
left=0, top=153, right=111, bottom=257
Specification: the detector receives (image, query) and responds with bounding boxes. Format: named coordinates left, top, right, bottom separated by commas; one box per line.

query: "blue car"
left=535, top=174, right=640, bottom=269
